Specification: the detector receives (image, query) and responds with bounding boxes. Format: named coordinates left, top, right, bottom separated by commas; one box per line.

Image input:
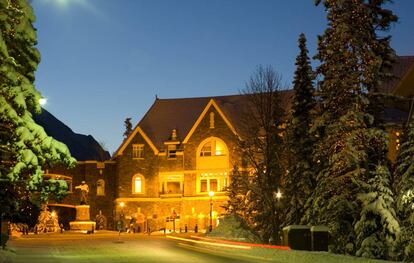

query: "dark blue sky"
left=31, top=0, right=414, bottom=154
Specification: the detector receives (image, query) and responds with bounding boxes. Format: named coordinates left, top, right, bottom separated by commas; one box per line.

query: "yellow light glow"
left=39, top=97, right=47, bottom=106
left=120, top=202, right=125, bottom=208
left=209, top=191, right=215, bottom=197
left=51, top=211, right=56, bottom=217
left=275, top=190, right=282, bottom=199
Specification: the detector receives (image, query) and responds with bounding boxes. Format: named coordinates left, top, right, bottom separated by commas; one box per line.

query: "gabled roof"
left=114, top=92, right=293, bottom=157
left=378, top=56, right=414, bottom=94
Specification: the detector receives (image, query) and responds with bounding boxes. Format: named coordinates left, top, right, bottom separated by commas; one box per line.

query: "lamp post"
left=120, top=202, right=125, bottom=219
left=208, top=191, right=215, bottom=232
left=274, top=190, right=282, bottom=244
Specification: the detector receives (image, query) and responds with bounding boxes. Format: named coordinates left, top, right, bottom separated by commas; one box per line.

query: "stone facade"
left=113, top=103, right=243, bottom=231
left=49, top=97, right=246, bottom=232
left=47, top=81, right=413, bottom=231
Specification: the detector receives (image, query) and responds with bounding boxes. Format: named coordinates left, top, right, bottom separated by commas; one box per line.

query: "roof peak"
left=154, top=93, right=244, bottom=101
left=154, top=90, right=293, bottom=101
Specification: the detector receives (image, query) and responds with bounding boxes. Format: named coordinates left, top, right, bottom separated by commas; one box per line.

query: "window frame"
left=96, top=179, right=105, bottom=196
left=132, top=174, right=145, bottom=194
left=132, top=144, right=145, bottom=159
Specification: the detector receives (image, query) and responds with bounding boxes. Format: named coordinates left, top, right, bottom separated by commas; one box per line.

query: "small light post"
left=39, top=97, right=47, bottom=106
left=120, top=202, right=125, bottom=216
left=209, top=191, right=215, bottom=232
left=274, top=190, right=282, bottom=244
left=117, top=202, right=125, bottom=240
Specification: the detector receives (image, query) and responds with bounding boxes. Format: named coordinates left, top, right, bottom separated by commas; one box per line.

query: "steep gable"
left=182, top=99, right=238, bottom=143
left=114, top=93, right=294, bottom=157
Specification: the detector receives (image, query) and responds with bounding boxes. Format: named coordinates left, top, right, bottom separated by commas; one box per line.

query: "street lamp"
left=209, top=191, right=215, bottom=232
left=119, top=202, right=125, bottom=219
left=39, top=97, right=47, bottom=106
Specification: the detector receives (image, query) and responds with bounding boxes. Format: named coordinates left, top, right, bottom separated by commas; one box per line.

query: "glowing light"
left=209, top=191, right=215, bottom=197
left=275, top=191, right=282, bottom=199
left=39, top=97, right=47, bottom=106
left=120, top=202, right=125, bottom=208
left=51, top=211, right=56, bottom=217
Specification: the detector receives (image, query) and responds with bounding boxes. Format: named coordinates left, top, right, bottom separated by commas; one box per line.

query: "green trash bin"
left=311, top=226, right=329, bottom=251
left=282, top=225, right=311, bottom=251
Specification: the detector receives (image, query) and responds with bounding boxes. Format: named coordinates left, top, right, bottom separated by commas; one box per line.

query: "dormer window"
left=167, top=145, right=177, bottom=159
left=132, top=144, right=144, bottom=159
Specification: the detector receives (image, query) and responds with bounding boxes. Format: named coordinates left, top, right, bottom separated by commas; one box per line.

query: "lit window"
left=132, top=175, right=144, bottom=194
left=200, top=142, right=212, bottom=156
left=210, top=179, right=218, bottom=192
left=167, top=145, right=177, bottom=159
left=200, top=139, right=226, bottom=157
left=200, top=178, right=222, bottom=193
left=132, top=144, right=144, bottom=159
left=97, top=179, right=105, bottom=196
left=200, top=179, right=208, bottom=192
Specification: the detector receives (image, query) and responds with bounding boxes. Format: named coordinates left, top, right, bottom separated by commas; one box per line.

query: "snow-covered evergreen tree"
left=395, top=119, right=414, bottom=261
left=355, top=165, right=399, bottom=259
left=305, top=0, right=399, bottom=256
left=0, top=0, right=75, bottom=219
left=283, top=33, right=315, bottom=226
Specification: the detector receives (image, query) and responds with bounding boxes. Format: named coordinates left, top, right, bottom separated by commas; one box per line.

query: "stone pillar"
left=69, top=205, right=96, bottom=231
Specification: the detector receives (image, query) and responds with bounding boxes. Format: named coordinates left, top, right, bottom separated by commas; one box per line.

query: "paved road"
left=2, top=232, right=256, bottom=263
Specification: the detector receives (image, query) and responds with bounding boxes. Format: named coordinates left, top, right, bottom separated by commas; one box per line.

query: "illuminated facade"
left=112, top=96, right=248, bottom=231
left=48, top=56, right=414, bottom=231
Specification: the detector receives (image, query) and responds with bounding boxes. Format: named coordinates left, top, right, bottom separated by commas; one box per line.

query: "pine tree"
left=355, top=164, right=399, bottom=259
left=395, top=119, right=414, bottom=261
left=123, top=117, right=133, bottom=139
left=225, top=165, right=248, bottom=217
left=283, top=33, right=315, bottom=226
left=0, top=0, right=75, bottom=220
left=240, top=66, right=287, bottom=244
left=305, top=0, right=399, bottom=255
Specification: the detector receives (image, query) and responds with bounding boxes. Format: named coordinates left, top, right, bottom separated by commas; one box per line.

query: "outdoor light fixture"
left=119, top=202, right=125, bottom=219
left=39, top=97, right=47, bottom=106
left=276, top=191, right=282, bottom=199
left=209, top=191, right=215, bottom=232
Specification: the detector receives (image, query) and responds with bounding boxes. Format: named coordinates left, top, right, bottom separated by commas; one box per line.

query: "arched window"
left=196, top=137, right=230, bottom=194
left=96, top=179, right=105, bottom=196
left=199, top=138, right=227, bottom=157
left=132, top=174, right=145, bottom=194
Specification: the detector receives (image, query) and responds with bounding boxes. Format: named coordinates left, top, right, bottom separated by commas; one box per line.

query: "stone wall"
left=49, top=161, right=117, bottom=229
left=115, top=133, right=159, bottom=198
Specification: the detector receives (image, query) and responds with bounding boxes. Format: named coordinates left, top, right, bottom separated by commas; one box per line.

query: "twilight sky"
left=31, top=0, right=414, bottom=154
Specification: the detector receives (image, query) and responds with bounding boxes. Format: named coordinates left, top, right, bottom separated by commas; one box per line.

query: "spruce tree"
left=305, top=0, right=398, bottom=256
left=0, top=0, right=75, bottom=220
left=395, top=119, right=414, bottom=261
left=355, top=164, right=399, bottom=259
left=284, top=33, right=315, bottom=226
left=123, top=117, right=133, bottom=139
left=225, top=165, right=248, bottom=217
